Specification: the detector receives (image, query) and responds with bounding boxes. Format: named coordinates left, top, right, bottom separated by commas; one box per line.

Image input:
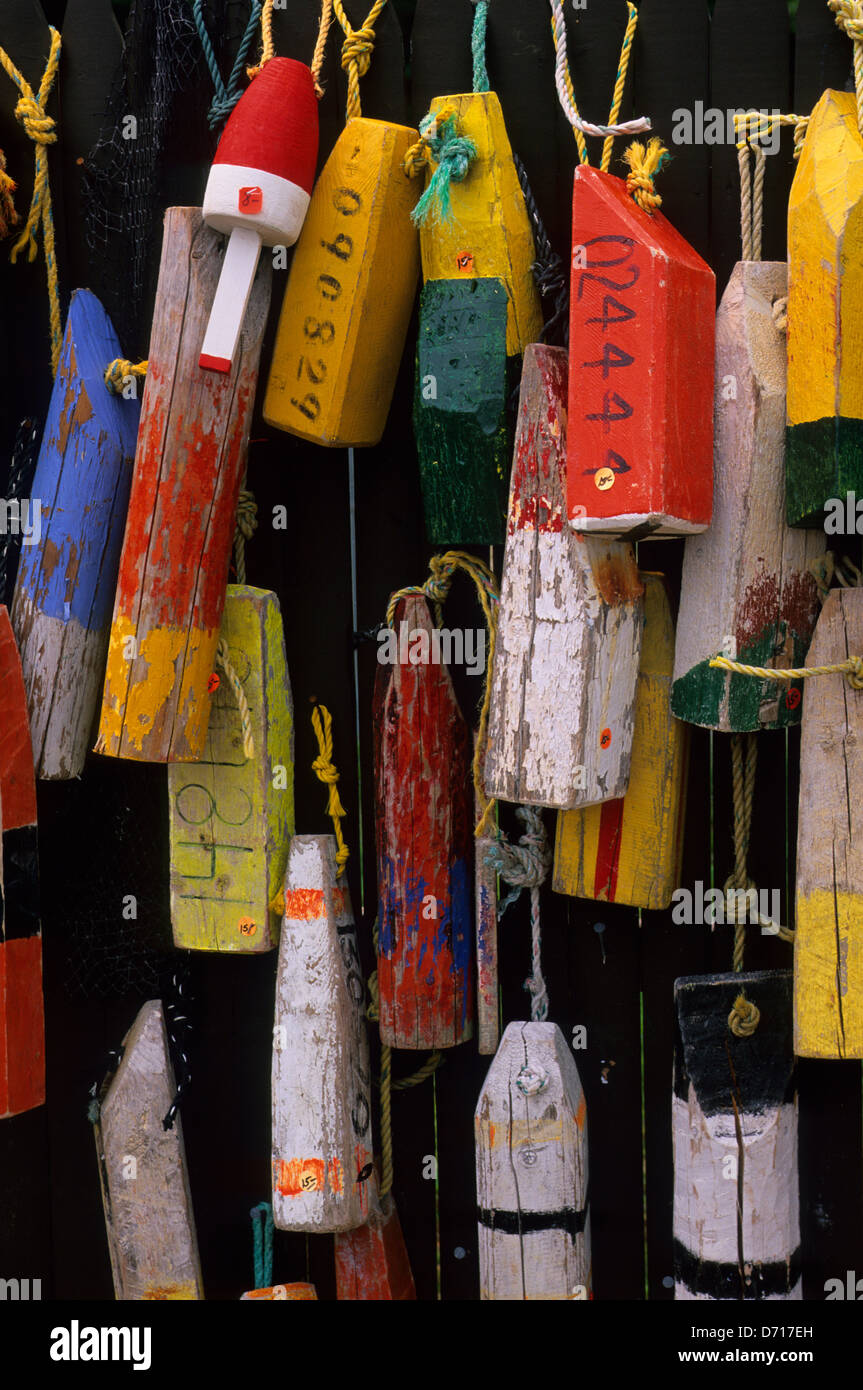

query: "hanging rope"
left=484, top=806, right=552, bottom=1021
left=0, top=148, right=18, bottom=237
left=622, top=137, right=668, bottom=213
left=710, top=651, right=863, bottom=691
left=215, top=639, right=255, bottom=758
left=471, top=0, right=490, bottom=92
left=386, top=550, right=500, bottom=834
left=310, top=704, right=350, bottom=876
left=548, top=0, right=650, bottom=158
left=828, top=0, right=863, bottom=132
left=0, top=27, right=62, bottom=376
left=407, top=106, right=477, bottom=224
left=193, top=0, right=263, bottom=129
left=247, top=0, right=276, bottom=78
left=332, top=0, right=388, bottom=120
left=104, top=358, right=147, bottom=396
left=733, top=112, right=808, bottom=260
left=311, top=0, right=335, bottom=97
left=601, top=1, right=638, bottom=172
left=233, top=486, right=258, bottom=584
left=513, top=151, right=568, bottom=344
left=250, top=1202, right=274, bottom=1290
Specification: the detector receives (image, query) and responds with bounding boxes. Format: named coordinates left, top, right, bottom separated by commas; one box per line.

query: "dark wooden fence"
left=0, top=0, right=860, bottom=1301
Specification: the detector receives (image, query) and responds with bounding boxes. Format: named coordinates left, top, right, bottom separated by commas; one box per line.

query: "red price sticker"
left=239, top=185, right=263, bottom=214
left=785, top=687, right=801, bottom=711
left=600, top=728, right=612, bottom=749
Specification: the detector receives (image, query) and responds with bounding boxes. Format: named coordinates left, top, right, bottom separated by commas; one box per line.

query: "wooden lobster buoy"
left=11, top=290, right=140, bottom=780
left=475, top=1022, right=591, bottom=1301
left=241, top=1283, right=318, bottom=1300
left=413, top=277, right=510, bottom=545
left=554, top=574, right=689, bottom=911
left=95, top=208, right=271, bottom=763
left=0, top=607, right=44, bottom=1119
left=786, top=90, right=863, bottom=527
left=263, top=117, right=420, bottom=446
left=272, top=835, right=375, bottom=1233
left=335, top=1170, right=417, bottom=1300
left=673, top=261, right=822, bottom=730
left=484, top=343, right=643, bottom=810
left=168, top=586, right=294, bottom=953
left=374, top=594, right=473, bottom=1049
left=567, top=164, right=715, bottom=538
left=94, top=1000, right=203, bottom=1300
left=415, top=92, right=543, bottom=545
left=200, top=57, right=317, bottom=373
left=673, top=971, right=800, bottom=1300
left=795, top=588, right=863, bottom=1058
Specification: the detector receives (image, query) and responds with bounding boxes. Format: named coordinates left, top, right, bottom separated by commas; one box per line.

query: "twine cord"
left=710, top=652, right=863, bottom=691
left=601, top=2, right=638, bottom=172
left=311, top=0, right=335, bottom=97
left=247, top=0, right=276, bottom=78
left=471, top=0, right=490, bottom=92
left=215, top=639, right=255, bottom=759
left=310, top=703, right=349, bottom=875
left=0, top=26, right=62, bottom=376
left=250, top=1202, right=274, bottom=1290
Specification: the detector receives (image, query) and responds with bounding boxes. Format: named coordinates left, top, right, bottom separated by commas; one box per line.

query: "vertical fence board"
left=793, top=0, right=852, bottom=113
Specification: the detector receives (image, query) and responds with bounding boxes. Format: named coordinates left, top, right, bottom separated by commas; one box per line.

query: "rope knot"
left=341, top=26, right=375, bottom=79
left=623, top=136, right=668, bottom=213
left=14, top=94, right=55, bottom=144
left=410, top=110, right=477, bottom=227
left=848, top=655, right=863, bottom=689
left=829, top=0, right=863, bottom=40
left=728, top=992, right=761, bottom=1038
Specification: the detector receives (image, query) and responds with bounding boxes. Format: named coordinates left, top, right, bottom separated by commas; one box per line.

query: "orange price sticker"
left=207, top=672, right=220, bottom=693
left=455, top=250, right=474, bottom=272
left=599, top=728, right=612, bottom=749
left=238, top=918, right=257, bottom=936
left=239, top=185, right=263, bottom=214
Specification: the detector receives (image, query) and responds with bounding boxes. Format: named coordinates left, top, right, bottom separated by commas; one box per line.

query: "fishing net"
left=81, top=0, right=211, bottom=358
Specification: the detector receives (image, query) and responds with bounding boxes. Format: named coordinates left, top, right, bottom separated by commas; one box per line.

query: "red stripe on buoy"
left=212, top=57, right=318, bottom=194
left=594, top=798, right=624, bottom=901
left=199, top=353, right=232, bottom=374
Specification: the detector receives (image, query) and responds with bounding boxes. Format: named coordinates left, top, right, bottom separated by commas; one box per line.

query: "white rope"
left=549, top=0, right=651, bottom=140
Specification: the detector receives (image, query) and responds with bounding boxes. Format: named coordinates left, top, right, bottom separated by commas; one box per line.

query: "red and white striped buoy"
left=200, top=57, right=318, bottom=373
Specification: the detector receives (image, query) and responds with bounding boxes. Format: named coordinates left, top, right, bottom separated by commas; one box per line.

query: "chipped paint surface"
left=95, top=209, right=271, bottom=762
left=374, top=595, right=473, bottom=1049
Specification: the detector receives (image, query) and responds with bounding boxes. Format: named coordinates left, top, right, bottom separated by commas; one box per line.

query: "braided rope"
left=710, top=652, right=863, bottom=690
left=728, top=992, right=761, bottom=1039
left=310, top=704, right=350, bottom=875
left=471, top=0, right=490, bottom=92
left=623, top=137, right=668, bottom=213
left=104, top=358, right=147, bottom=395
left=233, top=487, right=258, bottom=585
left=311, top=0, right=335, bottom=97
left=548, top=0, right=650, bottom=150
left=216, top=639, right=255, bottom=759
left=828, top=0, right=863, bottom=132
left=247, top=0, right=276, bottom=78
left=600, top=1, right=638, bottom=173
left=333, top=0, right=388, bottom=120
left=250, top=1202, right=274, bottom=1290
left=193, top=0, right=263, bottom=129
left=408, top=107, right=477, bottom=224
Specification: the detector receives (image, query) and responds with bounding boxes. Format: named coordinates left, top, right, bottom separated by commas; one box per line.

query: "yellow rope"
left=600, top=1, right=638, bottom=173
left=385, top=550, right=500, bottom=836
left=310, top=703, right=350, bottom=876
left=104, top=358, right=147, bottom=394
left=729, top=992, right=761, bottom=1038
left=0, top=27, right=62, bottom=376
left=215, top=639, right=255, bottom=759
left=0, top=149, right=18, bottom=238
left=710, top=652, right=863, bottom=690
left=828, top=0, right=863, bottom=132
left=311, top=0, right=335, bottom=97
left=622, top=136, right=667, bottom=212
left=247, top=0, right=276, bottom=79
left=332, top=0, right=388, bottom=120
left=403, top=102, right=457, bottom=178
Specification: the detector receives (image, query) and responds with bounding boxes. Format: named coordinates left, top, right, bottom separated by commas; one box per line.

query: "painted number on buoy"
left=289, top=186, right=362, bottom=425
left=577, top=236, right=639, bottom=486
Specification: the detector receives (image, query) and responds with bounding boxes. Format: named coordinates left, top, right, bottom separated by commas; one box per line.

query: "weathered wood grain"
left=475, top=1021, right=591, bottom=1301
left=567, top=165, right=715, bottom=537
left=11, top=290, right=140, bottom=780
left=240, top=1283, right=318, bottom=1300
left=485, top=344, right=643, bottom=809
left=795, top=588, right=863, bottom=1058
left=414, top=277, right=511, bottom=546
left=0, top=605, right=43, bottom=1119
left=168, top=585, right=294, bottom=953
left=673, top=971, right=800, bottom=1300
left=95, top=207, right=271, bottom=762
left=554, top=574, right=688, bottom=911
left=334, top=1169, right=417, bottom=1300
left=272, top=835, right=375, bottom=1233
left=673, top=262, right=822, bottom=731
left=786, top=89, right=863, bottom=527
left=374, top=594, right=473, bottom=1049
left=419, top=92, right=542, bottom=358
left=94, top=999, right=203, bottom=1300
left=264, top=117, right=420, bottom=447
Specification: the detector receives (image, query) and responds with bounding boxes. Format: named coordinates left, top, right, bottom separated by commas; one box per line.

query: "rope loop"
left=728, top=992, right=761, bottom=1039
left=333, top=0, right=388, bottom=119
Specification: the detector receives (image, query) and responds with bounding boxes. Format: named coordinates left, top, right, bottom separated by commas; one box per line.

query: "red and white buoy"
left=200, top=56, right=318, bottom=373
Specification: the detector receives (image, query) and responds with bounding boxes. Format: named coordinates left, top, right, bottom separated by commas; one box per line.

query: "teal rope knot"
left=411, top=110, right=477, bottom=227
left=193, top=0, right=263, bottom=132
